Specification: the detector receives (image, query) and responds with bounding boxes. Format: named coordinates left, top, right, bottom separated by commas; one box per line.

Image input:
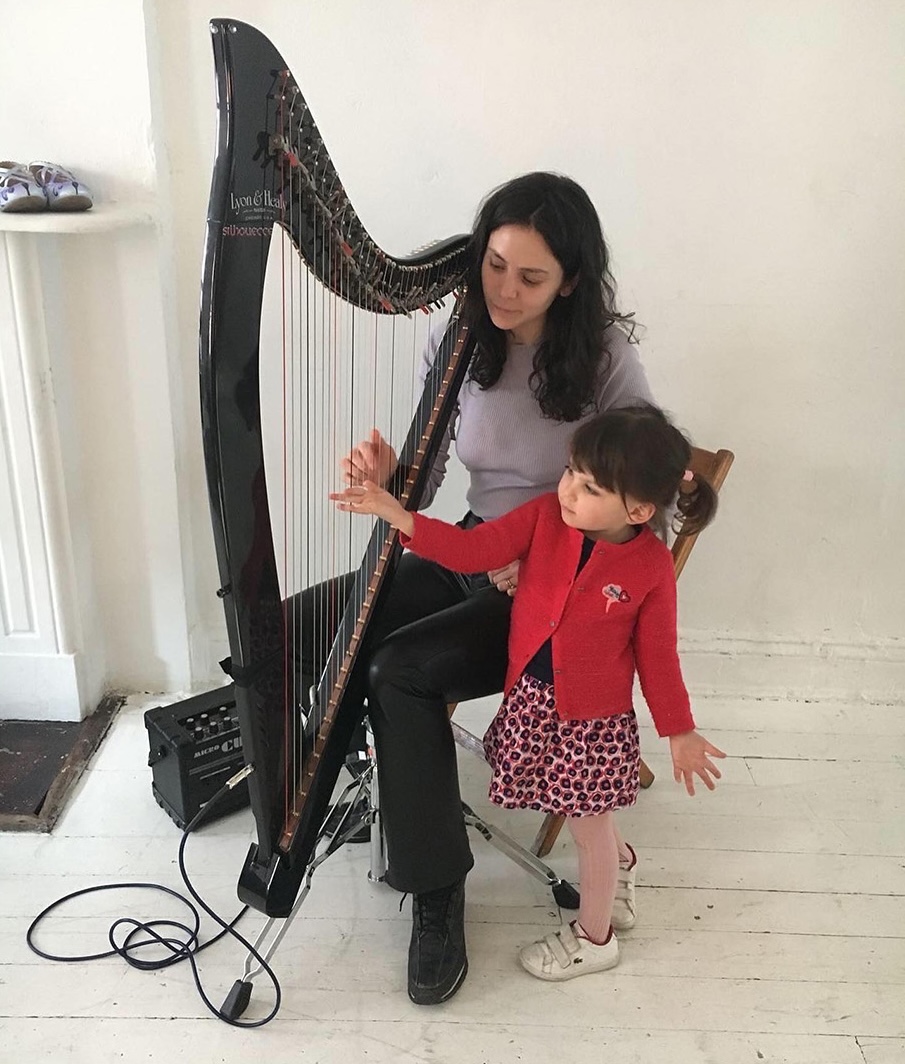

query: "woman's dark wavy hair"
left=570, top=405, right=718, bottom=537
left=462, top=171, right=633, bottom=422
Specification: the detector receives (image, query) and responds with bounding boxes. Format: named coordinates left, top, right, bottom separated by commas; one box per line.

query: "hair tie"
left=682, top=469, right=694, bottom=482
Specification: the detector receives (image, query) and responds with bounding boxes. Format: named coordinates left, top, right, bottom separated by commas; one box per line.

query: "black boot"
left=408, top=877, right=468, bottom=1005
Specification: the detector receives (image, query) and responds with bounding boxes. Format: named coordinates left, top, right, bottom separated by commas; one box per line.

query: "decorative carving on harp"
left=199, top=20, right=475, bottom=917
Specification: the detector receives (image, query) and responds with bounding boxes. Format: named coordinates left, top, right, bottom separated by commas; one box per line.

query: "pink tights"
left=566, top=813, right=634, bottom=944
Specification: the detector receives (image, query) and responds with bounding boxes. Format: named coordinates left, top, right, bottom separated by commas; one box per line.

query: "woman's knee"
left=367, top=637, right=435, bottom=710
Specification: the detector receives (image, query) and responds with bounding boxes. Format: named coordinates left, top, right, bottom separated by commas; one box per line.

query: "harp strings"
left=273, top=84, right=447, bottom=822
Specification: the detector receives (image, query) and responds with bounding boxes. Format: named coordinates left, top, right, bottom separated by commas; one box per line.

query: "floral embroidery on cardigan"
left=602, top=583, right=632, bottom=613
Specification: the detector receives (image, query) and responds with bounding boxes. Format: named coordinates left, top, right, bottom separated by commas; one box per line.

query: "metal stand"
left=462, top=802, right=579, bottom=908
left=220, top=721, right=385, bottom=1021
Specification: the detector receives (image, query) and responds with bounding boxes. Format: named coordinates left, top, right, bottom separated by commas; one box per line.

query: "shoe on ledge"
left=408, top=877, right=468, bottom=1005
left=0, top=161, right=45, bottom=213
left=28, top=162, right=93, bottom=211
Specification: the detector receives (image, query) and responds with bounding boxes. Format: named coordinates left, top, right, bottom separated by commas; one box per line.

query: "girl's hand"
left=488, top=560, right=520, bottom=597
left=329, top=481, right=414, bottom=537
left=340, top=428, right=398, bottom=488
left=668, top=730, right=726, bottom=796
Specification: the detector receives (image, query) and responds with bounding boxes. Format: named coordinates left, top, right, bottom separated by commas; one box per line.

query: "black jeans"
left=292, top=521, right=511, bottom=894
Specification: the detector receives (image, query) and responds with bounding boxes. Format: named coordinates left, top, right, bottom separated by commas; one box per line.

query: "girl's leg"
left=518, top=812, right=621, bottom=981
left=567, top=812, right=619, bottom=944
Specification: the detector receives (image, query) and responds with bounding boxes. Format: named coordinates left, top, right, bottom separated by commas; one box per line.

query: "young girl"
left=331, top=403, right=726, bottom=982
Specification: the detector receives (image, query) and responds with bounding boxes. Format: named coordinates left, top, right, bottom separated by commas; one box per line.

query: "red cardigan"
left=403, top=493, right=694, bottom=734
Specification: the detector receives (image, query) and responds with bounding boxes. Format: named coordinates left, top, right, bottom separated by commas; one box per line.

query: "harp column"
left=0, top=205, right=156, bottom=720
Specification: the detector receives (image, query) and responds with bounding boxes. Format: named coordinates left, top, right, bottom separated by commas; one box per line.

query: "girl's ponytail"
left=674, top=474, right=718, bottom=537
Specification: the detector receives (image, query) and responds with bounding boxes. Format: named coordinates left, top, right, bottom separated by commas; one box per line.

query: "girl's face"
left=481, top=224, right=574, bottom=345
left=557, top=461, right=654, bottom=543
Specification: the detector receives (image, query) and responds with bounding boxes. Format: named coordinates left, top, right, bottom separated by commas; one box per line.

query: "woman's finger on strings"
left=330, top=487, right=363, bottom=505
left=342, top=456, right=369, bottom=485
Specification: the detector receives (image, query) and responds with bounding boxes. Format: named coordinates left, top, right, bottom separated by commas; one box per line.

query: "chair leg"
left=639, top=758, right=655, bottom=789
left=531, top=812, right=564, bottom=859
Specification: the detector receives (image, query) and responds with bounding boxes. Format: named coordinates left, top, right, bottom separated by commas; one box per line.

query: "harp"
left=199, top=20, right=475, bottom=917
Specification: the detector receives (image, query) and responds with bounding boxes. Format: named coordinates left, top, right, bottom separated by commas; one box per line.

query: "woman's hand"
left=341, top=428, right=398, bottom=488
left=488, top=560, right=520, bottom=597
left=668, top=730, right=726, bottom=796
left=329, top=480, right=414, bottom=537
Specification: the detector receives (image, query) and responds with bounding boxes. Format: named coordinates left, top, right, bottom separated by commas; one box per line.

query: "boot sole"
left=408, top=957, right=468, bottom=1005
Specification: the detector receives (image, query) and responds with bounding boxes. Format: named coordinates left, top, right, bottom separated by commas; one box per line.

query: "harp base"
left=224, top=767, right=380, bottom=1020
left=237, top=843, right=306, bottom=919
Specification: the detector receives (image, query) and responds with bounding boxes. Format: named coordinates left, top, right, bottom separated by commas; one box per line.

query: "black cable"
left=25, top=767, right=282, bottom=1028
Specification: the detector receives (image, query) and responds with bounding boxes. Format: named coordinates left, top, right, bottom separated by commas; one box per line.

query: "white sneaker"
left=611, top=861, right=636, bottom=931
left=519, top=921, right=619, bottom=981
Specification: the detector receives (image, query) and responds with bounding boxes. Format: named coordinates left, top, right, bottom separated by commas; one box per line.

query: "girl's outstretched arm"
left=329, top=481, right=414, bottom=537
left=668, top=730, right=727, bottom=796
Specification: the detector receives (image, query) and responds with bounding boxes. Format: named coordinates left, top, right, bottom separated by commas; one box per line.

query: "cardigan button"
left=549, top=621, right=555, bottom=627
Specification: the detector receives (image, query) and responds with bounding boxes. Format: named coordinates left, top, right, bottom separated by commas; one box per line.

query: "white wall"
left=1, top=0, right=903, bottom=708
left=0, top=0, right=194, bottom=708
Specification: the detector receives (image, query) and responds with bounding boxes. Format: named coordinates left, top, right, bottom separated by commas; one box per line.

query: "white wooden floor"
left=1, top=693, right=903, bottom=1064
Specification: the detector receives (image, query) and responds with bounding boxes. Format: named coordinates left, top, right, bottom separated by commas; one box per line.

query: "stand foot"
left=221, top=979, right=253, bottom=1020
left=552, top=880, right=580, bottom=909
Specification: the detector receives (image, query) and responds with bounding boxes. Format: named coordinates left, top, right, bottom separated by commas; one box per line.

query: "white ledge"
left=0, top=201, right=158, bottom=234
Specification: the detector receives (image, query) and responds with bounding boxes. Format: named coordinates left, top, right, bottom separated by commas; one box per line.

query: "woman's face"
left=481, top=224, right=574, bottom=345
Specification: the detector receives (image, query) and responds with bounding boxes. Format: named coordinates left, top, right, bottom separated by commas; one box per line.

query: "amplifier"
left=144, top=684, right=249, bottom=829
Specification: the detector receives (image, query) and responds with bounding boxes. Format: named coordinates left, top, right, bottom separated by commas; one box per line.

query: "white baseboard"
left=0, top=651, right=105, bottom=721
left=679, top=629, right=905, bottom=704
left=189, top=623, right=905, bottom=706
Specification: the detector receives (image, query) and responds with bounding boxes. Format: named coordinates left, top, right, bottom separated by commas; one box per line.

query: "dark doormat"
left=0, top=694, right=122, bottom=832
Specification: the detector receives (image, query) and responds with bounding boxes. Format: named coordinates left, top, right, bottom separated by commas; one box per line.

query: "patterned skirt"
left=482, top=672, right=641, bottom=817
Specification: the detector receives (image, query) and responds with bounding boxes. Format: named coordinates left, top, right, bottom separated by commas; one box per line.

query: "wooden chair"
left=528, top=444, right=735, bottom=857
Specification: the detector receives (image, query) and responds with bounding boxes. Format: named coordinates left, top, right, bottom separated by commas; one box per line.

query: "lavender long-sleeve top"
left=418, top=315, right=654, bottom=519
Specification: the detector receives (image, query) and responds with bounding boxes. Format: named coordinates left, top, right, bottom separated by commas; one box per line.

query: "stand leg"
left=220, top=763, right=379, bottom=1019
left=366, top=723, right=386, bottom=883
left=462, top=802, right=579, bottom=910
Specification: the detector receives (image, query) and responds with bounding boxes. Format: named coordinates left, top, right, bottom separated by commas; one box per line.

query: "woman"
left=308, top=172, right=654, bottom=1004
